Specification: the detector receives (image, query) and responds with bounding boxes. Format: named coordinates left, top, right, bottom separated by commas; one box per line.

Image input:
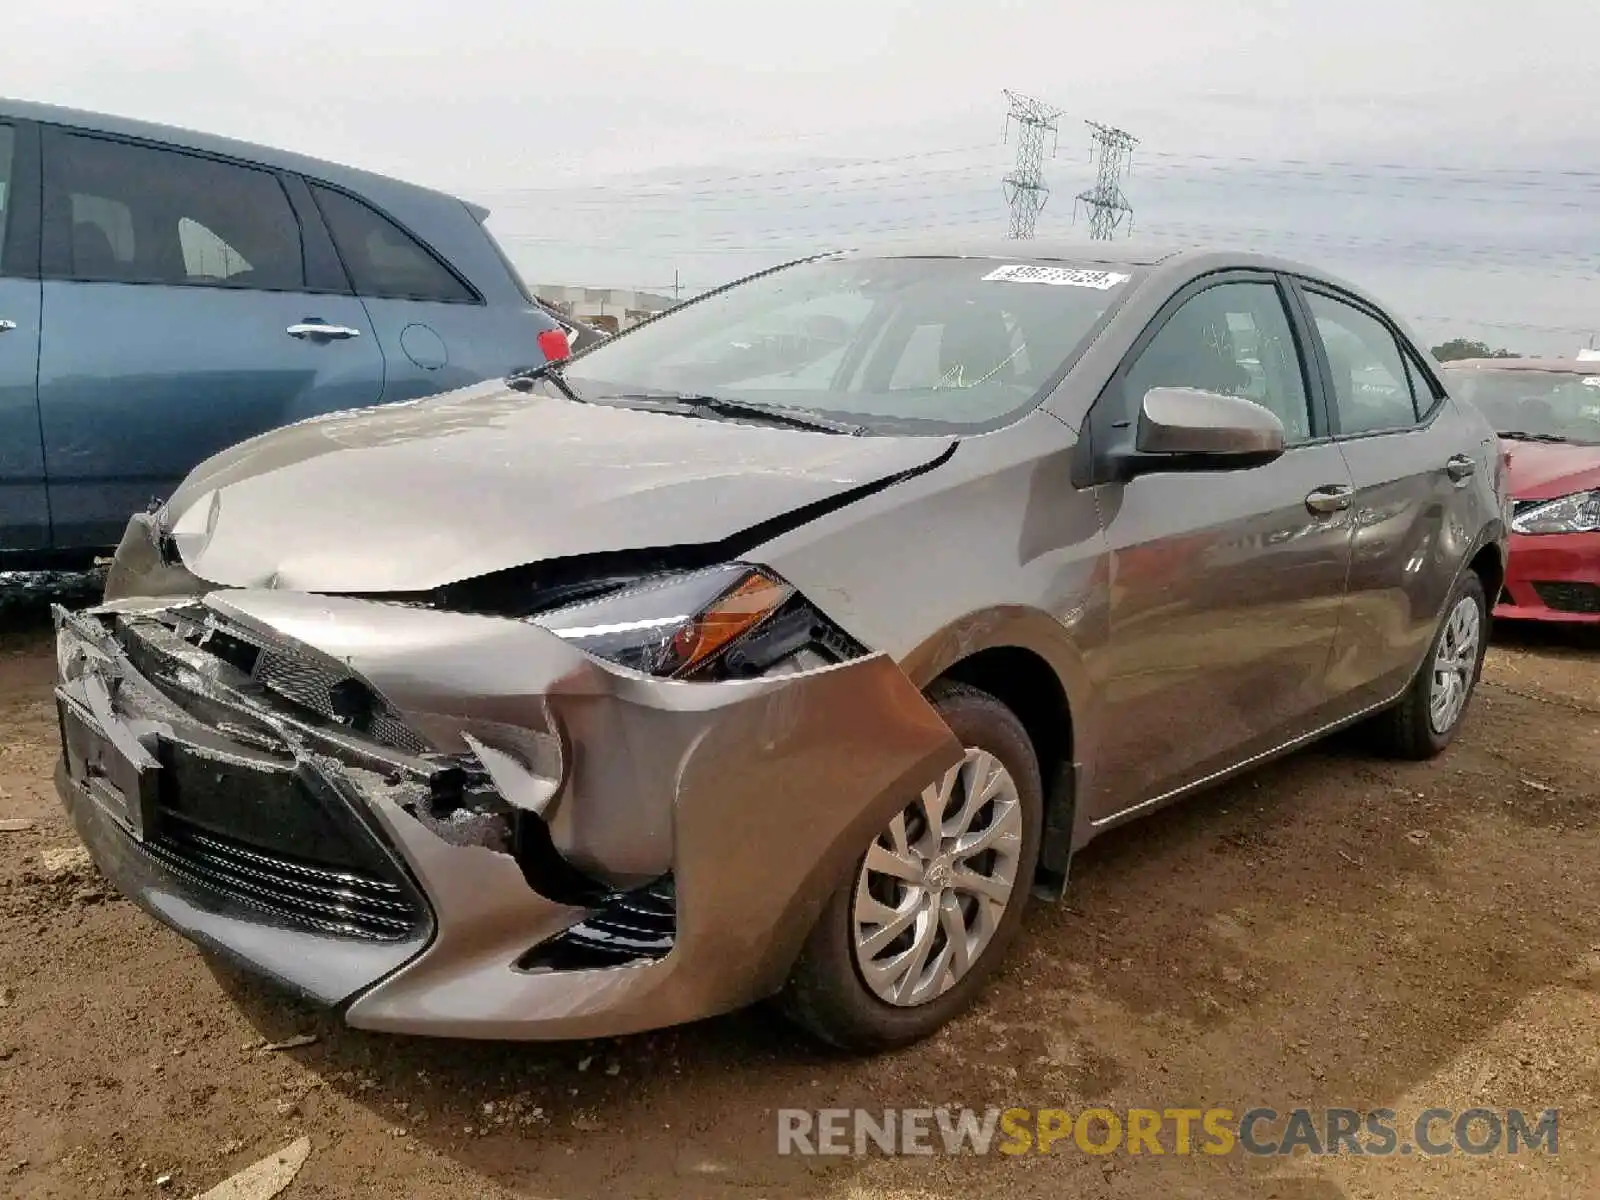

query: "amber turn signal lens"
left=670, top=572, right=794, bottom=675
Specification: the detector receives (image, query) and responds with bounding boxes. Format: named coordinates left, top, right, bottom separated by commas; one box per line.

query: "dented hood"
left=161, top=381, right=955, bottom=593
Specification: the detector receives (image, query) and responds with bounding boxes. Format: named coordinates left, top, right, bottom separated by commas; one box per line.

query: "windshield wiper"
left=1497, top=430, right=1570, bottom=443
left=601, top=392, right=866, bottom=435
left=507, top=363, right=584, bottom=403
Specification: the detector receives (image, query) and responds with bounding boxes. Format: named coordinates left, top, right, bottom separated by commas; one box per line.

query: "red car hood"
left=1500, top=438, right=1600, bottom=501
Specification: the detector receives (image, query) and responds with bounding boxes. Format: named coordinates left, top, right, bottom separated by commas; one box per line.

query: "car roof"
left=832, top=238, right=1416, bottom=339
left=839, top=238, right=1377, bottom=290
left=1440, top=357, right=1600, bottom=375
left=0, top=95, right=468, bottom=209
left=841, top=238, right=1178, bottom=266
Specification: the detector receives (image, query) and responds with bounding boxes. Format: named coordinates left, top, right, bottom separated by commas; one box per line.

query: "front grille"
left=518, top=875, right=677, bottom=970
left=146, top=607, right=429, bottom=756
left=1532, top=581, right=1600, bottom=614
left=252, top=650, right=428, bottom=755
left=140, top=816, right=425, bottom=941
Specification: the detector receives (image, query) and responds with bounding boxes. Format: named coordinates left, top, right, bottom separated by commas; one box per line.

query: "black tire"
left=1367, top=569, right=1489, bottom=760
left=777, top=680, right=1044, bottom=1052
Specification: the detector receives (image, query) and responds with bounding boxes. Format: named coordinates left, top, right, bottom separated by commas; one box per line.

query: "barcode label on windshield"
left=982, top=264, right=1131, bottom=289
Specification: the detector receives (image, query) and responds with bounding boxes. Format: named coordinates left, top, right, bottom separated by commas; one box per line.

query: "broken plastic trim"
left=107, top=603, right=627, bottom=909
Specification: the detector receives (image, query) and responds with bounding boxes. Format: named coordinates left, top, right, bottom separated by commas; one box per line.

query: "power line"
left=1001, top=91, right=1064, bottom=239
left=1075, top=122, right=1139, bottom=239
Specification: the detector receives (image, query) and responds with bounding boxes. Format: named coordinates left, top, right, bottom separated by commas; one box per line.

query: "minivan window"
left=310, top=185, right=475, bottom=304
left=560, top=256, right=1140, bottom=435
left=0, top=126, right=13, bottom=252
left=1306, top=291, right=1417, bottom=435
left=44, top=133, right=305, bottom=290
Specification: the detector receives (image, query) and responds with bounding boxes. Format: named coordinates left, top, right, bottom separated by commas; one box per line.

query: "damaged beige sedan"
left=53, top=243, right=1505, bottom=1050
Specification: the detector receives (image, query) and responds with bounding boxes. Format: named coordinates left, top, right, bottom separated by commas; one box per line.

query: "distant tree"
left=1431, top=338, right=1521, bottom=362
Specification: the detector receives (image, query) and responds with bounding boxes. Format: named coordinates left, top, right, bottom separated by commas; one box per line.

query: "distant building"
left=534, top=285, right=678, bottom=334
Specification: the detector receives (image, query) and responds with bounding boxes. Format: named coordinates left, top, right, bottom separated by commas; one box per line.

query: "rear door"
left=0, top=120, right=48, bottom=552
left=305, top=183, right=506, bottom=399
left=1086, top=272, right=1357, bottom=820
left=1290, top=281, right=1481, bottom=711
left=36, top=128, right=385, bottom=549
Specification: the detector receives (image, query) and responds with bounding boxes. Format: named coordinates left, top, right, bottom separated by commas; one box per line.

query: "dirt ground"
left=3, top=593, right=1600, bottom=1199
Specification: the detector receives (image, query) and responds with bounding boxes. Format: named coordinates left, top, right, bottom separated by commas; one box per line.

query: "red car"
left=1442, top=357, right=1600, bottom=623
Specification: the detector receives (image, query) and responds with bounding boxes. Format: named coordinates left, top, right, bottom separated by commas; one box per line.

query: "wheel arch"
left=1467, top=539, right=1505, bottom=609
left=899, top=606, right=1088, bottom=897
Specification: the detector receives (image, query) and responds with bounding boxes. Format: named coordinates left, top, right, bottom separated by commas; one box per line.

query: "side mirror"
left=1114, top=387, right=1286, bottom=478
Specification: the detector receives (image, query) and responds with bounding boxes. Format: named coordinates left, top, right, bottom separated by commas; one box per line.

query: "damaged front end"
left=52, top=577, right=961, bottom=1039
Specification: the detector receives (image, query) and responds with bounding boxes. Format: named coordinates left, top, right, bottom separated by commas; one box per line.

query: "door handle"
left=287, top=322, right=361, bottom=340
left=0, top=319, right=16, bottom=333
left=1305, top=484, right=1354, bottom=515
left=1445, top=454, right=1476, bottom=482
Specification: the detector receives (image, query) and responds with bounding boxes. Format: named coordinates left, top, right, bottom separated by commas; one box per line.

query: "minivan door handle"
left=1305, top=484, right=1354, bottom=515
left=0, top=319, right=16, bottom=333
left=1445, top=454, right=1476, bottom=482
left=287, top=321, right=361, bottom=341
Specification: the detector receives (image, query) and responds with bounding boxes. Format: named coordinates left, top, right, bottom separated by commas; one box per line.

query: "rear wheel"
left=778, top=681, right=1043, bottom=1051
left=1368, top=570, right=1488, bottom=759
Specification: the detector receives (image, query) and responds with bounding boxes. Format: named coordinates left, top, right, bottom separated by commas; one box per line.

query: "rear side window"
left=1401, top=352, right=1442, bottom=420
left=1305, top=291, right=1417, bottom=435
left=43, top=133, right=305, bottom=290
left=310, top=185, right=475, bottom=303
left=480, top=218, right=535, bottom=304
left=0, top=126, right=14, bottom=251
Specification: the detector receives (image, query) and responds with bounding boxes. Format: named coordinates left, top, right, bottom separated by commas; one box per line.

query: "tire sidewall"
left=795, top=685, right=1045, bottom=1048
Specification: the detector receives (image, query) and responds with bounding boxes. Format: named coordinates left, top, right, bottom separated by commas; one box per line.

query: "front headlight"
left=531, top=562, right=865, bottom=680
left=1511, top=490, right=1600, bottom=535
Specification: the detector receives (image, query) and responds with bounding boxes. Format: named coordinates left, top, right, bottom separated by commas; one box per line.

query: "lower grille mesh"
left=140, top=817, right=425, bottom=941
left=1532, top=581, right=1600, bottom=615
left=519, top=875, right=677, bottom=970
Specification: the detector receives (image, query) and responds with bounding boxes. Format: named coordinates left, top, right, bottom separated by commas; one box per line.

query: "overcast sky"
left=5, top=0, right=1596, bottom=351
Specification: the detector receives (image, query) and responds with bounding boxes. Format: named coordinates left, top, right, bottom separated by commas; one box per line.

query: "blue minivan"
left=0, top=99, right=569, bottom=564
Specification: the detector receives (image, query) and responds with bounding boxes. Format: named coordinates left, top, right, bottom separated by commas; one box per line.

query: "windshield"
left=559, top=255, right=1140, bottom=435
left=1447, top=369, right=1600, bottom=445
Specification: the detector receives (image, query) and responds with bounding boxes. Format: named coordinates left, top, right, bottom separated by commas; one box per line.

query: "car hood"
left=1500, top=437, right=1600, bottom=501
left=161, top=381, right=955, bottom=593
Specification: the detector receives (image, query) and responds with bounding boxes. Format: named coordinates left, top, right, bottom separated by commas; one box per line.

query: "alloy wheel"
left=850, top=748, right=1024, bottom=1007
left=1429, top=594, right=1482, bottom=735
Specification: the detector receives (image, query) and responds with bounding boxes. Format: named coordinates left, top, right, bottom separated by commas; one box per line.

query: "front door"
left=1086, top=273, right=1356, bottom=822
left=36, top=128, right=386, bottom=549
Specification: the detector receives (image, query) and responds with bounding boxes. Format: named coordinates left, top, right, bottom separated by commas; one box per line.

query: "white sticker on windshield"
left=982, top=264, right=1131, bottom=289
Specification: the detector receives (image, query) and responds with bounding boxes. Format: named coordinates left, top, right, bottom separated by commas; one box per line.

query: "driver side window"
left=1122, top=281, right=1313, bottom=443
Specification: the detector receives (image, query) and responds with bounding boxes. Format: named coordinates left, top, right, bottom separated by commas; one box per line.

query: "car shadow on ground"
left=195, top=671, right=1600, bottom=1197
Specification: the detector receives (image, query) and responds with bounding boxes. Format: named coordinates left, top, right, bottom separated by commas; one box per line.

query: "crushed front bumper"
left=52, top=591, right=960, bottom=1039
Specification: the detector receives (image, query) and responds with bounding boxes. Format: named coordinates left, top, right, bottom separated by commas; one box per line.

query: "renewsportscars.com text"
left=777, top=1106, right=1559, bottom=1157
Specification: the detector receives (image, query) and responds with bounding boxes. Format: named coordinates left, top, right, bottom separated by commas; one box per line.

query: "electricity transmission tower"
left=1074, top=121, right=1139, bottom=239
left=1001, top=90, right=1063, bottom=239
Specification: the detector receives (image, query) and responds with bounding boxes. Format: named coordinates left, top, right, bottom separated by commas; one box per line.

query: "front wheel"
left=777, top=681, right=1043, bottom=1052
left=1368, top=569, right=1488, bottom=759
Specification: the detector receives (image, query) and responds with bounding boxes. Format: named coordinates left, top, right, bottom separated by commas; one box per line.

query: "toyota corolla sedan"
left=52, top=243, right=1506, bottom=1051
left=1439, top=357, right=1600, bottom=623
